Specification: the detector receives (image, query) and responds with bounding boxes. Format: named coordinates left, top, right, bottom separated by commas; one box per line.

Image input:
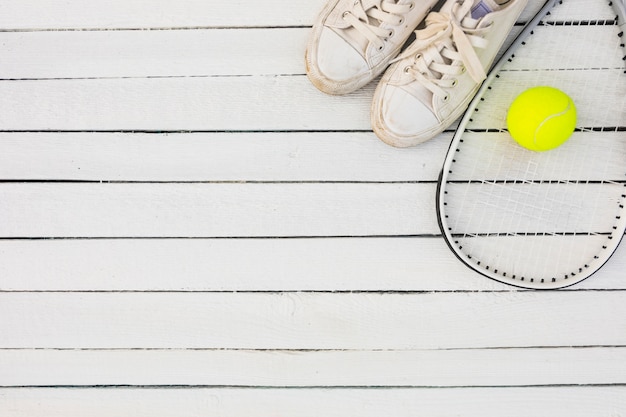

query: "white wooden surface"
left=1, top=0, right=625, bottom=415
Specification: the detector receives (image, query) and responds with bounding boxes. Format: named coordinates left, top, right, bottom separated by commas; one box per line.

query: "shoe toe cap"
left=379, top=86, right=439, bottom=139
left=315, top=28, right=369, bottom=82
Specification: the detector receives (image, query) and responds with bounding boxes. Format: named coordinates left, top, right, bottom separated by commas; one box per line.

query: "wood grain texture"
left=1, top=0, right=624, bottom=415
left=1, top=72, right=620, bottom=132
left=2, top=347, right=626, bottom=387
left=0, top=76, right=372, bottom=131
left=0, top=28, right=310, bottom=79
left=0, top=132, right=449, bottom=182
left=0, top=72, right=618, bottom=131
left=0, top=238, right=624, bottom=291
left=0, top=387, right=624, bottom=417
left=0, top=25, right=618, bottom=80
left=0, top=182, right=436, bottom=237
left=0, top=0, right=612, bottom=29
left=1, top=292, right=625, bottom=349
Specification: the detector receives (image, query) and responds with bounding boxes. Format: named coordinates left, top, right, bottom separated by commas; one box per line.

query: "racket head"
left=437, top=0, right=626, bottom=289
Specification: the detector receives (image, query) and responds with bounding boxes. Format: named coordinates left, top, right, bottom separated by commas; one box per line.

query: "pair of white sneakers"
left=305, top=0, right=528, bottom=147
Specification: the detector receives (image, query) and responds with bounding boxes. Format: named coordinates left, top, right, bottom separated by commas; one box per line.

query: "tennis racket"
left=437, top=0, right=626, bottom=289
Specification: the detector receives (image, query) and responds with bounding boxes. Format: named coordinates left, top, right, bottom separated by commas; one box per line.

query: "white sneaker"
left=371, top=0, right=528, bottom=147
left=305, top=0, right=438, bottom=95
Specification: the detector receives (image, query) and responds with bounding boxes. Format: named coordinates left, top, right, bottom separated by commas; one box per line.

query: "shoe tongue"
left=441, top=0, right=498, bottom=22
left=470, top=0, right=496, bottom=19
left=460, top=0, right=501, bottom=28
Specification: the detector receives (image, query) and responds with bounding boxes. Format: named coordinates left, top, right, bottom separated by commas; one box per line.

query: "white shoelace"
left=396, top=0, right=492, bottom=99
left=342, top=0, right=415, bottom=50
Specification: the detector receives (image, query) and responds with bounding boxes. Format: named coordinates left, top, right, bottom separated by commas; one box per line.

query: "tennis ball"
left=506, top=86, right=576, bottom=151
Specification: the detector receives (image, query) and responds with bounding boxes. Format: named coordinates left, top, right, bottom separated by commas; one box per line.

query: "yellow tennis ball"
left=506, top=86, right=576, bottom=151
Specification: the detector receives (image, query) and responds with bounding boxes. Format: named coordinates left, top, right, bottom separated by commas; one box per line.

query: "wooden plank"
left=0, top=70, right=624, bottom=131
left=1, top=347, right=625, bottom=387
left=0, top=0, right=611, bottom=29
left=0, top=131, right=450, bottom=182
left=0, top=0, right=324, bottom=29
left=0, top=25, right=618, bottom=80
left=2, top=69, right=620, bottom=131
left=0, top=183, right=437, bottom=238
left=0, top=28, right=309, bottom=79
left=0, top=387, right=624, bottom=417
left=3, top=182, right=622, bottom=239
left=0, top=292, right=625, bottom=349
left=0, top=237, right=624, bottom=291
left=0, top=76, right=373, bottom=131
left=0, top=237, right=499, bottom=291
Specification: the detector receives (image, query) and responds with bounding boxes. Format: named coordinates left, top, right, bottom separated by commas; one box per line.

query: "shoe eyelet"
left=442, top=94, right=450, bottom=102
left=409, top=2, right=415, bottom=9
left=398, top=17, right=404, bottom=25
left=378, top=45, right=384, bottom=51
left=403, top=66, right=411, bottom=74
left=388, top=29, right=394, bottom=38
left=460, top=65, right=466, bottom=73
left=451, top=79, right=458, bottom=87
left=414, top=53, right=422, bottom=61
left=342, top=11, right=350, bottom=19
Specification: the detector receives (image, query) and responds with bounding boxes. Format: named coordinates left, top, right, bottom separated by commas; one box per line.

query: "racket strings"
left=439, top=0, right=626, bottom=287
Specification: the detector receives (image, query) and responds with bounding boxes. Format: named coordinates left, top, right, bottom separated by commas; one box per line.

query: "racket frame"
left=436, top=0, right=626, bottom=289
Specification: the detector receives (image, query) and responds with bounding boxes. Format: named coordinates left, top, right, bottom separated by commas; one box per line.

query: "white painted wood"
left=0, top=237, right=502, bottom=291
left=0, top=131, right=450, bottom=182
left=1, top=25, right=618, bottom=80
left=1, top=70, right=618, bottom=131
left=0, top=28, right=310, bottom=79
left=0, top=183, right=437, bottom=237
left=0, top=237, right=624, bottom=291
left=0, top=387, right=624, bottom=417
left=2, top=347, right=625, bottom=386
left=1, top=292, right=625, bottom=349
left=0, top=76, right=374, bottom=131
left=0, top=0, right=324, bottom=29
left=0, top=0, right=624, bottom=414
left=0, top=128, right=619, bottom=182
left=0, top=0, right=610, bottom=29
